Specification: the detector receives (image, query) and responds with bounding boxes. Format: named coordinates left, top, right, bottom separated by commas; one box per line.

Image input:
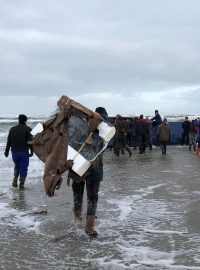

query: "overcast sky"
left=0, top=0, right=200, bottom=116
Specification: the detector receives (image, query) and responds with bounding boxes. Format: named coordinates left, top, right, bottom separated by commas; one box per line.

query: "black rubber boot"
left=125, top=145, right=132, bottom=157
left=12, top=168, right=19, bottom=187
left=19, top=176, right=26, bottom=190
left=142, top=145, right=146, bottom=153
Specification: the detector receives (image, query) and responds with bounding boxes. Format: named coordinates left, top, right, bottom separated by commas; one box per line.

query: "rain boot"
left=142, top=145, right=146, bottom=153
left=125, top=145, right=132, bottom=157
left=74, top=209, right=82, bottom=221
left=12, top=168, right=19, bottom=187
left=193, top=147, right=200, bottom=155
left=85, top=215, right=98, bottom=237
left=19, top=176, right=26, bottom=190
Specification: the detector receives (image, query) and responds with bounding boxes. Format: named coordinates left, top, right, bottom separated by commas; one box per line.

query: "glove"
left=4, top=151, right=9, bottom=158
left=29, top=152, right=33, bottom=157
left=66, top=159, right=74, bottom=169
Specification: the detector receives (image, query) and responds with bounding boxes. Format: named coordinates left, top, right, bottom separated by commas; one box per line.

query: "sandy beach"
left=1, top=139, right=200, bottom=270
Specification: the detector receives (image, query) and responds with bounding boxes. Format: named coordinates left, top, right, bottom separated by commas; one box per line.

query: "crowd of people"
left=3, top=109, right=200, bottom=238
left=109, top=110, right=171, bottom=156
left=108, top=111, right=200, bottom=157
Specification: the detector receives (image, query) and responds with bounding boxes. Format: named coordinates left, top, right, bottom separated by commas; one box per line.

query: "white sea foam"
left=0, top=202, right=41, bottom=232
left=93, top=181, right=199, bottom=270
left=0, top=115, right=200, bottom=269
left=0, top=132, right=7, bottom=138
left=161, top=169, right=184, bottom=174
left=143, top=228, right=188, bottom=235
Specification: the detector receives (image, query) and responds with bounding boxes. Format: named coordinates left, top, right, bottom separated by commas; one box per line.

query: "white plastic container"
left=31, top=123, right=43, bottom=136
left=67, top=145, right=91, bottom=177
left=97, top=121, right=116, bottom=143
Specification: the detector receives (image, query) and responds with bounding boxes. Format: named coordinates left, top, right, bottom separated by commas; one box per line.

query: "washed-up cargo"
left=31, top=95, right=115, bottom=197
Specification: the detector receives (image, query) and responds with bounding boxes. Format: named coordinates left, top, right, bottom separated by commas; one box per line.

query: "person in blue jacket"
left=151, top=110, right=162, bottom=145
left=69, top=107, right=108, bottom=237
left=4, top=114, right=33, bottom=189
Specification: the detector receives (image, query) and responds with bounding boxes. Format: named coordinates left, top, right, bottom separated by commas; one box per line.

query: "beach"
left=0, top=118, right=200, bottom=269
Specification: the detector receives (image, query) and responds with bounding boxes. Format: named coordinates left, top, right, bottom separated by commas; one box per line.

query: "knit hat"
left=18, top=114, right=27, bottom=124
left=95, top=107, right=108, bottom=120
left=163, top=117, right=168, bottom=123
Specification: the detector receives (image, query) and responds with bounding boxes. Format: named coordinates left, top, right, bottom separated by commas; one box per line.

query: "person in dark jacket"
left=189, top=120, right=197, bottom=151
left=151, top=110, right=162, bottom=145
left=114, top=115, right=132, bottom=157
left=156, top=117, right=171, bottom=154
left=4, top=114, right=33, bottom=189
left=151, top=110, right=162, bottom=126
left=135, top=115, right=149, bottom=154
left=146, top=117, right=153, bottom=150
left=181, top=117, right=190, bottom=145
left=69, top=107, right=108, bottom=237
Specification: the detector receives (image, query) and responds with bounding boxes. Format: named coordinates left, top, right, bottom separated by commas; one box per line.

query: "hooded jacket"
left=157, top=121, right=171, bottom=142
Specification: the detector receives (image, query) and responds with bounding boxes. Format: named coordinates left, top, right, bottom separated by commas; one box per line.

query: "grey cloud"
left=0, top=0, right=200, bottom=115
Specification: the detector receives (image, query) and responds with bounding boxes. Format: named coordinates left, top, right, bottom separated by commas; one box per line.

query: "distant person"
left=135, top=114, right=149, bottom=154
left=146, top=116, right=153, bottom=150
left=193, top=118, right=200, bottom=155
left=156, top=117, right=171, bottom=154
left=188, top=120, right=197, bottom=152
left=151, top=110, right=162, bottom=145
left=4, top=114, right=33, bottom=189
left=151, top=110, right=162, bottom=127
left=114, top=115, right=132, bottom=157
left=131, top=117, right=139, bottom=149
left=181, top=117, right=190, bottom=146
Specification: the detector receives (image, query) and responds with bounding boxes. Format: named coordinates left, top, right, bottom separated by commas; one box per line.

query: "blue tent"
left=152, top=122, right=183, bottom=145
left=168, top=122, right=183, bottom=144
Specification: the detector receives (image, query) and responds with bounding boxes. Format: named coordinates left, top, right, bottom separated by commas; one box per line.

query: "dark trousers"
left=181, top=133, right=189, bottom=145
left=72, top=180, right=100, bottom=216
left=138, top=135, right=147, bottom=153
left=12, top=151, right=29, bottom=177
left=160, top=142, right=167, bottom=154
left=114, top=135, right=131, bottom=156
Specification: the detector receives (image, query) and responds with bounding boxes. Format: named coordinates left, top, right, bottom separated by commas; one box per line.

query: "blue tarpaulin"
left=152, top=122, right=182, bottom=145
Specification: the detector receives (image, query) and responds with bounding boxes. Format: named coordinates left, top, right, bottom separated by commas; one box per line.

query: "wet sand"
left=0, top=146, right=200, bottom=270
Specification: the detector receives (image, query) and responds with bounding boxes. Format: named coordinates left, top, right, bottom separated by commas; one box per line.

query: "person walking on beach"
left=151, top=110, right=162, bottom=145
left=193, top=118, right=200, bottom=155
left=181, top=116, right=190, bottom=146
left=188, top=120, right=197, bottom=152
left=4, top=114, right=33, bottom=189
left=156, top=117, right=171, bottom=154
left=135, top=114, right=149, bottom=154
left=68, top=107, right=108, bottom=237
left=146, top=116, right=153, bottom=150
left=114, top=115, right=132, bottom=157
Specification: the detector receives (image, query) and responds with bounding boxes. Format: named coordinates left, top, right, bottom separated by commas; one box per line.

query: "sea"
left=0, top=115, right=200, bottom=270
